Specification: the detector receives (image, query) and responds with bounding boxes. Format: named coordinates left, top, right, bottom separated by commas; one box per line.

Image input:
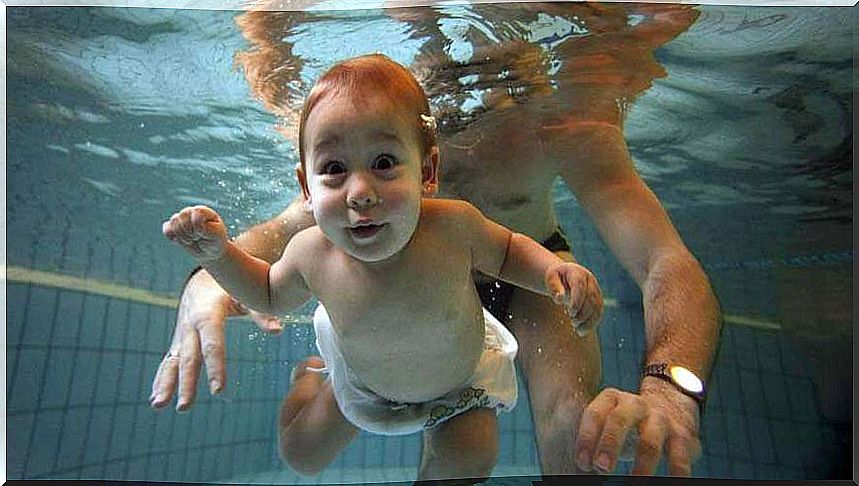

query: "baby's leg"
left=417, top=407, right=499, bottom=484
left=279, top=356, right=359, bottom=476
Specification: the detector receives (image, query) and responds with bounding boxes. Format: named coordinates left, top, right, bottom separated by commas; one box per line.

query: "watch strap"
left=642, top=363, right=706, bottom=413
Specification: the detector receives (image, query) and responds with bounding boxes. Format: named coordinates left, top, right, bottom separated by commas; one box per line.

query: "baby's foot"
left=280, top=356, right=327, bottom=430
left=290, top=356, right=326, bottom=385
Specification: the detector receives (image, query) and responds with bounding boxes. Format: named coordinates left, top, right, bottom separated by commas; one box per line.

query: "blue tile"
left=8, top=413, right=35, bottom=478
left=119, top=353, right=147, bottom=403
left=104, top=300, right=131, bottom=349
left=9, top=348, right=47, bottom=413
left=94, top=351, right=122, bottom=403
left=739, top=369, right=766, bottom=417
left=107, top=405, right=135, bottom=461
left=786, top=378, right=819, bottom=421
left=68, top=349, right=100, bottom=407
left=129, top=404, right=156, bottom=457
left=215, top=446, right=233, bottom=479
left=716, top=367, right=742, bottom=414
left=40, top=349, right=75, bottom=409
left=731, top=326, right=759, bottom=371
left=190, top=405, right=209, bottom=448
left=757, top=464, right=783, bottom=480
left=754, top=332, right=783, bottom=373
left=53, top=291, right=86, bottom=346
left=56, top=407, right=90, bottom=471
left=759, top=373, right=790, bottom=419
left=145, top=453, right=169, bottom=482
left=747, top=417, right=776, bottom=464
left=167, top=449, right=188, bottom=481
left=103, top=460, right=126, bottom=480
left=704, top=454, right=729, bottom=479
left=80, top=295, right=109, bottom=344
left=723, top=413, right=751, bottom=458
left=126, top=457, right=149, bottom=481
left=185, top=448, right=203, bottom=482
left=730, top=459, right=756, bottom=479
left=125, top=303, right=150, bottom=352
left=794, top=423, right=824, bottom=469
left=702, top=412, right=727, bottom=455
left=82, top=406, right=114, bottom=465
left=780, top=467, right=805, bottom=479
left=8, top=285, right=30, bottom=345
left=779, top=339, right=810, bottom=377
left=770, top=420, right=800, bottom=465
left=146, top=307, right=172, bottom=352
left=78, top=465, right=104, bottom=481
left=19, top=287, right=58, bottom=345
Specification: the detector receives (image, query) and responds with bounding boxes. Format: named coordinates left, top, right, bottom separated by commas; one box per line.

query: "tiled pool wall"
left=7, top=203, right=850, bottom=482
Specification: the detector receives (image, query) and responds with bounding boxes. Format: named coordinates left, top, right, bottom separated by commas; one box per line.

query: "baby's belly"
left=340, top=313, right=485, bottom=403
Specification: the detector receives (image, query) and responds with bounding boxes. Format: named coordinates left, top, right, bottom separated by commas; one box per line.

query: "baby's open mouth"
left=349, top=223, right=386, bottom=239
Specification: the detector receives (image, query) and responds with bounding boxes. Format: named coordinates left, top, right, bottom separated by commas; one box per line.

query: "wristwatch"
left=642, top=363, right=706, bottom=412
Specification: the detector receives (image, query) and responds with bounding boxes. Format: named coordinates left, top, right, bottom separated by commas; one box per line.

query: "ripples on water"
left=7, top=4, right=852, bottom=242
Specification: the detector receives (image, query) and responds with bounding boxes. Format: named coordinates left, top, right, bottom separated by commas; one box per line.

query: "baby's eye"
left=321, top=161, right=346, bottom=175
left=373, top=154, right=398, bottom=171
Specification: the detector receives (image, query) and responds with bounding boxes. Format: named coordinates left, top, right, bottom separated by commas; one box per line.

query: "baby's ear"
left=296, top=166, right=313, bottom=211
left=421, top=146, right=440, bottom=197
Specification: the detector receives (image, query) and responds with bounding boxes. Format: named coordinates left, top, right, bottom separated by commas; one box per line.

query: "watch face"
left=669, top=366, right=704, bottom=394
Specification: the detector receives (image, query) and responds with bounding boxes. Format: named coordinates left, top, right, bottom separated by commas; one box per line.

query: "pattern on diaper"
left=424, top=387, right=491, bottom=428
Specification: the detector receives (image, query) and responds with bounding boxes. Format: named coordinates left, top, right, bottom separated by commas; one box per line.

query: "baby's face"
left=300, top=91, right=430, bottom=263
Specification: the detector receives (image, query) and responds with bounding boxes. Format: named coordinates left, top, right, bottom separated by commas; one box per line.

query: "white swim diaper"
left=311, top=304, right=518, bottom=436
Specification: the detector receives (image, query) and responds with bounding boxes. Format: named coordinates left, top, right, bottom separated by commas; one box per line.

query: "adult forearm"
left=641, top=251, right=721, bottom=379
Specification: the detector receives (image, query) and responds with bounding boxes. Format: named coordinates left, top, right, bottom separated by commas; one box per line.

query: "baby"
left=162, top=54, right=603, bottom=481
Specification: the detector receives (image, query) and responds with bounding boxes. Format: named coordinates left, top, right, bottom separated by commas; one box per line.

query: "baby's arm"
left=163, top=205, right=312, bottom=315
left=453, top=201, right=604, bottom=335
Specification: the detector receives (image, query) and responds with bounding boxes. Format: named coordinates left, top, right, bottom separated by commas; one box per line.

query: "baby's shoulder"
left=421, top=198, right=479, bottom=220
left=288, top=226, right=332, bottom=259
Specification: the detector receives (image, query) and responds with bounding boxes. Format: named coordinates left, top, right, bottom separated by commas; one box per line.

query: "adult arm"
left=556, top=122, right=721, bottom=475
left=151, top=197, right=315, bottom=411
left=452, top=200, right=604, bottom=334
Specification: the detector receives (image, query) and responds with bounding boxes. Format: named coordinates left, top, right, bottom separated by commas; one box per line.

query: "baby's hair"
left=297, top=53, right=437, bottom=171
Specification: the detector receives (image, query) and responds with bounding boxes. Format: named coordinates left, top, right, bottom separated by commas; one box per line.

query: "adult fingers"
left=198, top=318, right=228, bottom=395
left=176, top=328, right=203, bottom=412
left=591, top=393, right=645, bottom=473
left=150, top=352, right=179, bottom=409
left=630, top=413, right=669, bottom=475
left=575, top=388, right=619, bottom=472
left=249, top=310, right=284, bottom=335
left=666, top=424, right=701, bottom=476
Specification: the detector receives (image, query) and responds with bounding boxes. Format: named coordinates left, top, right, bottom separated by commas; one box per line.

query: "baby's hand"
left=162, top=205, right=229, bottom=262
left=545, top=262, right=604, bottom=337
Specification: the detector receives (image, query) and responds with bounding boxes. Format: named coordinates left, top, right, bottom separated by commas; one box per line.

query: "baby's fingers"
left=572, top=276, right=604, bottom=336
left=189, top=206, right=223, bottom=235
left=545, top=270, right=567, bottom=305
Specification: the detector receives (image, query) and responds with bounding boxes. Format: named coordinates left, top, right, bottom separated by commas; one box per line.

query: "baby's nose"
left=347, top=192, right=378, bottom=210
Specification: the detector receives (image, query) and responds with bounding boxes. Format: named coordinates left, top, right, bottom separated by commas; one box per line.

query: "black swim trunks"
left=476, top=228, right=572, bottom=324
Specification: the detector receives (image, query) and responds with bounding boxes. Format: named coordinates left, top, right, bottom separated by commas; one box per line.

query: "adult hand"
left=149, top=270, right=283, bottom=411
left=574, top=379, right=701, bottom=476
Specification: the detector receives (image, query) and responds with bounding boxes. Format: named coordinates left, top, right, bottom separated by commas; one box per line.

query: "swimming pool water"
left=6, top=3, right=853, bottom=482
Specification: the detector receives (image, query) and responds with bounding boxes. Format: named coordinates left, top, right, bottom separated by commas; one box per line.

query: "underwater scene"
left=6, top=1, right=853, bottom=483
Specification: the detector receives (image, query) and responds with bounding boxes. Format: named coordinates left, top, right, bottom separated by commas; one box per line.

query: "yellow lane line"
left=5, top=265, right=179, bottom=309
left=4, top=266, right=781, bottom=330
